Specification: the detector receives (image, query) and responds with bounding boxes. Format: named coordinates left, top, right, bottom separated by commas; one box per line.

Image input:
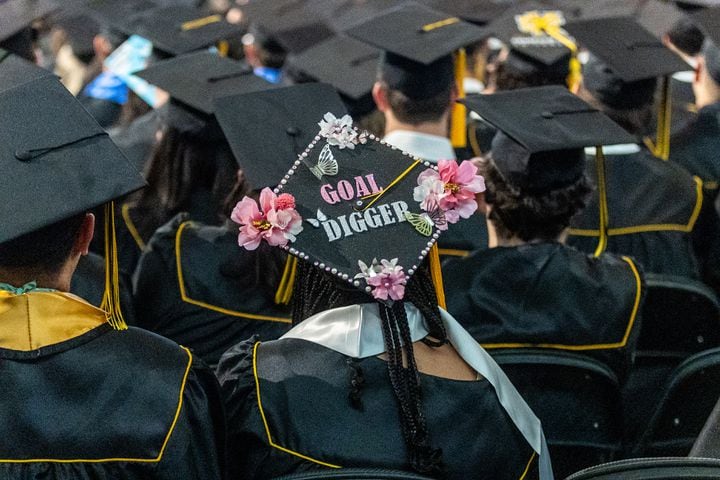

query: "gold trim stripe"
left=121, top=203, right=146, bottom=250
left=252, top=342, right=342, bottom=469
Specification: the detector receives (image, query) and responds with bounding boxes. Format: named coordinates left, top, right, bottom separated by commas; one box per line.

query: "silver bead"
left=353, top=280, right=361, bottom=287
left=331, top=268, right=337, bottom=274
left=365, top=286, right=372, bottom=293
left=319, top=263, right=325, bottom=269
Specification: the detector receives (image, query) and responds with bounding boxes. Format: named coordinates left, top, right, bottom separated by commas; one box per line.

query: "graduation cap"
left=565, top=16, right=688, bottom=159
left=286, top=35, right=380, bottom=115
left=239, top=0, right=334, bottom=54
left=116, top=5, right=244, bottom=56
left=426, top=0, right=515, bottom=25
left=136, top=51, right=274, bottom=115
left=0, top=48, right=53, bottom=91
left=230, top=109, right=484, bottom=305
left=460, top=86, right=635, bottom=192
left=346, top=2, right=489, bottom=147
left=692, top=6, right=720, bottom=82
left=0, top=0, right=58, bottom=42
left=0, top=74, right=145, bottom=327
left=214, top=83, right=348, bottom=190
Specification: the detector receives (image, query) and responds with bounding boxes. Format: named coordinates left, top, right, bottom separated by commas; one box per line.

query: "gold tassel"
left=100, top=202, right=128, bottom=330
left=181, top=14, right=222, bottom=31
left=217, top=40, right=229, bottom=58
left=450, top=48, right=467, bottom=148
left=593, top=147, right=609, bottom=258
left=644, top=76, right=672, bottom=160
left=274, top=256, right=297, bottom=305
left=428, top=244, right=446, bottom=310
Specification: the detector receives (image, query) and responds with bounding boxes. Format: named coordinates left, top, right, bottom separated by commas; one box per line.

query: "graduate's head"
left=461, top=86, right=634, bottom=243
left=242, top=25, right=287, bottom=70
left=577, top=55, right=657, bottom=136
left=494, top=49, right=571, bottom=91
left=691, top=9, right=720, bottom=106
left=664, top=17, right=705, bottom=58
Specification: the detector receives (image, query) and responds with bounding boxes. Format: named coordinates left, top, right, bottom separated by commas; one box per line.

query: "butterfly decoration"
left=309, top=144, right=339, bottom=180
left=306, top=208, right=328, bottom=228
left=403, top=198, right=447, bottom=237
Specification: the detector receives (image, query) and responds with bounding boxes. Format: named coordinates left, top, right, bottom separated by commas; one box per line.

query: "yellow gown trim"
left=482, top=256, right=643, bottom=351
left=252, top=341, right=342, bottom=469
left=175, top=221, right=291, bottom=323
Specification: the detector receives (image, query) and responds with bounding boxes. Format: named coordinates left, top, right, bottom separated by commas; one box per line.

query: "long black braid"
left=291, top=260, right=446, bottom=475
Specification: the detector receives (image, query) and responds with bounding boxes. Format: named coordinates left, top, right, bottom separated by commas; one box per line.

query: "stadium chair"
left=271, top=469, right=434, bottom=479
left=564, top=457, right=720, bottom=480
left=622, top=274, right=720, bottom=445
left=632, top=347, right=720, bottom=457
left=492, top=349, right=623, bottom=479
left=638, top=274, right=720, bottom=355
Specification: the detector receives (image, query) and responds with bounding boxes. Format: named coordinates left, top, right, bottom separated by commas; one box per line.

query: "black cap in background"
left=461, top=86, right=635, bottom=191
left=692, top=5, right=720, bottom=45
left=0, top=48, right=53, bottom=91
left=0, top=75, right=145, bottom=243
left=427, top=0, right=514, bottom=25
left=239, top=0, right=334, bottom=54
left=0, top=0, right=58, bottom=42
left=136, top=51, right=273, bottom=114
left=214, top=83, right=348, bottom=189
left=565, top=0, right=686, bottom=39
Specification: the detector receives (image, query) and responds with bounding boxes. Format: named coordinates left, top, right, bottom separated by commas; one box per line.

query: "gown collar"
left=281, top=302, right=554, bottom=480
left=383, top=130, right=456, bottom=164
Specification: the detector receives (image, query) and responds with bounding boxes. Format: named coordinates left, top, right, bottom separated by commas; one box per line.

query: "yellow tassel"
left=644, top=76, right=672, bottom=160
left=100, top=202, right=128, bottom=330
left=428, top=244, right=446, bottom=310
left=450, top=48, right=467, bottom=149
left=593, top=147, right=609, bottom=258
left=567, top=54, right=582, bottom=92
left=274, top=256, right=297, bottom=305
left=217, top=40, right=229, bottom=58
left=181, top=14, right=222, bottom=31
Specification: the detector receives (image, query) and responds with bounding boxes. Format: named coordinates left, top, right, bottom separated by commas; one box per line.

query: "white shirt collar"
left=281, top=303, right=554, bottom=479
left=383, top=130, right=456, bottom=164
left=585, top=144, right=642, bottom=156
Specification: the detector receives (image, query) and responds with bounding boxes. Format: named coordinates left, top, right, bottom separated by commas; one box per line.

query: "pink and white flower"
left=413, top=159, right=485, bottom=224
left=355, top=258, right=407, bottom=301
left=318, top=112, right=358, bottom=149
left=231, top=187, right=303, bottom=250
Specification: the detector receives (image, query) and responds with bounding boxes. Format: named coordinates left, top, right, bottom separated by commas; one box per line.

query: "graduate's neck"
left=487, top=219, right=568, bottom=248
left=0, top=260, right=77, bottom=292
left=383, top=110, right=449, bottom=139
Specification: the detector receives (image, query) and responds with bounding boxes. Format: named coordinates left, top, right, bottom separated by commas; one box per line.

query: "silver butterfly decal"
left=306, top=209, right=328, bottom=228
left=309, top=144, right=339, bottom=179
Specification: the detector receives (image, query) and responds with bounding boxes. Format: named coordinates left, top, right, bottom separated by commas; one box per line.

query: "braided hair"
left=291, top=260, right=447, bottom=475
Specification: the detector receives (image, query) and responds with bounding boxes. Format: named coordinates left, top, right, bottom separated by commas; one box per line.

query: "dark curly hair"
left=479, top=156, right=592, bottom=242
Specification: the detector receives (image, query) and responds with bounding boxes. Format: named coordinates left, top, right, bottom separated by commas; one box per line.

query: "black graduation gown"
left=133, top=215, right=292, bottom=368
left=217, top=337, right=538, bottom=480
left=108, top=109, right=162, bottom=172
left=437, top=213, right=489, bottom=262
left=568, top=148, right=703, bottom=279
left=443, top=243, right=644, bottom=382
left=0, top=292, right=225, bottom=479
left=670, top=102, right=720, bottom=196
left=70, top=252, right=137, bottom=325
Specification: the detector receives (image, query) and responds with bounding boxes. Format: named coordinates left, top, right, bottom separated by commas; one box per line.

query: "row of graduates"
left=1, top=0, right=720, bottom=479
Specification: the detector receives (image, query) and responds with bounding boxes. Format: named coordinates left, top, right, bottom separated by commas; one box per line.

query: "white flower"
left=355, top=257, right=382, bottom=280
left=318, top=112, right=358, bottom=149
left=413, top=175, right=445, bottom=206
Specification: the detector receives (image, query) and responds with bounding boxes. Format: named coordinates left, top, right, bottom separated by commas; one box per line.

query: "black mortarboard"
left=0, top=48, right=53, bottom=91
left=256, top=111, right=475, bottom=301
left=86, top=0, right=157, bottom=31
left=488, top=0, right=575, bottom=66
left=136, top=51, right=273, bottom=115
left=118, top=5, right=243, bottom=56
left=565, top=0, right=686, bottom=39
left=239, top=0, right=334, bottom=54
left=287, top=35, right=380, bottom=102
left=460, top=86, right=635, bottom=191
left=214, top=83, right=348, bottom=189
left=427, top=0, right=514, bottom=25
left=346, top=2, right=488, bottom=66
left=692, top=6, right=720, bottom=44
left=565, top=16, right=689, bottom=82
left=0, top=0, right=58, bottom=42
left=0, top=75, right=145, bottom=243
left=676, top=0, right=720, bottom=8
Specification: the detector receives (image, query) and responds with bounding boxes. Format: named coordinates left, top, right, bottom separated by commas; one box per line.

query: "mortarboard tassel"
left=274, top=255, right=298, bottom=305
left=181, top=14, right=222, bottom=31
left=593, top=147, right=609, bottom=257
left=450, top=48, right=467, bottom=149
left=428, top=244, right=446, bottom=310
left=100, top=202, right=128, bottom=330
left=644, top=76, right=672, bottom=160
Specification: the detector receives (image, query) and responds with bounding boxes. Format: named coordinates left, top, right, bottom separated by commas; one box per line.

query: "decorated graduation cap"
left=346, top=1, right=488, bottom=148
left=487, top=0, right=581, bottom=89
left=565, top=16, right=689, bottom=160
left=286, top=35, right=380, bottom=116
left=239, top=0, right=334, bottom=54
left=214, top=83, right=348, bottom=191
left=0, top=74, right=145, bottom=327
left=230, top=111, right=485, bottom=305
left=461, top=86, right=635, bottom=192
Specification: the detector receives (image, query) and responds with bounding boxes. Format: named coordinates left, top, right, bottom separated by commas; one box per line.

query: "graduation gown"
left=670, top=102, right=720, bottom=197
left=108, top=109, right=162, bottom=172
left=133, top=215, right=292, bottom=368
left=568, top=147, right=703, bottom=279
left=444, top=243, right=644, bottom=382
left=0, top=289, right=225, bottom=479
left=217, top=304, right=552, bottom=480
